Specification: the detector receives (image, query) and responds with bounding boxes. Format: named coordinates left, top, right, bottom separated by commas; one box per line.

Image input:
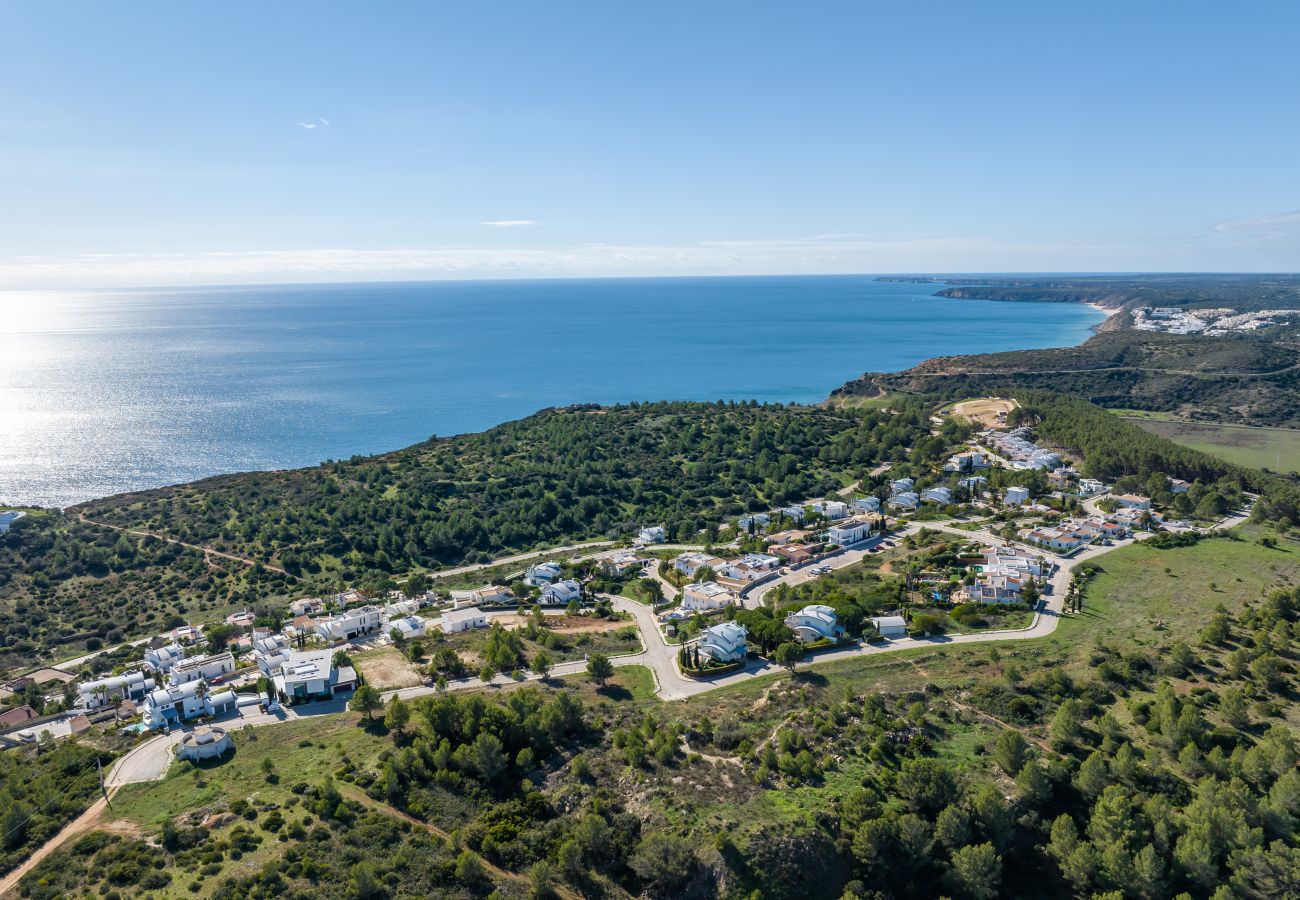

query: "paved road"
left=8, top=503, right=1257, bottom=894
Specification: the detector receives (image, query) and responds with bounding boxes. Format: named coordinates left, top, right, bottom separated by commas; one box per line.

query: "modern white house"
left=289, top=597, right=326, bottom=617
left=1004, top=486, right=1031, bottom=506
left=387, top=615, right=429, bottom=641
left=167, top=651, right=235, bottom=687
left=449, top=585, right=513, bottom=608
left=1169, top=478, right=1190, bottom=494
left=887, top=491, right=919, bottom=511
left=1078, top=478, right=1107, bottom=495
left=826, top=500, right=850, bottom=520
left=827, top=516, right=875, bottom=547
left=524, top=561, right=563, bottom=586
left=776, top=506, right=807, bottom=524
left=441, top=606, right=488, bottom=634
left=673, top=551, right=727, bottom=578
left=783, top=605, right=842, bottom=642
left=254, top=634, right=292, bottom=676
left=144, top=642, right=186, bottom=674
left=854, top=496, right=882, bottom=513
left=891, top=478, right=915, bottom=495
left=541, top=579, right=582, bottom=605
left=382, top=598, right=421, bottom=619
left=738, top=512, right=771, bottom=531
left=696, top=622, right=748, bottom=664
left=958, top=476, right=989, bottom=490
left=599, top=549, right=643, bottom=576
left=274, top=649, right=356, bottom=705
left=1113, top=494, right=1152, bottom=510
left=718, top=553, right=781, bottom=582
left=78, top=671, right=155, bottom=710
left=314, top=606, right=382, bottom=642
left=142, top=680, right=237, bottom=730
left=922, top=486, right=953, bottom=505
left=870, top=615, right=908, bottom=638
left=680, top=581, right=737, bottom=611
left=171, top=624, right=204, bottom=645
left=943, top=451, right=987, bottom=472
left=638, top=525, right=666, bottom=544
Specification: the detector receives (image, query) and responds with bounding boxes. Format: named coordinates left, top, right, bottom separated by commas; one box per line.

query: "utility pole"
left=97, top=755, right=109, bottom=804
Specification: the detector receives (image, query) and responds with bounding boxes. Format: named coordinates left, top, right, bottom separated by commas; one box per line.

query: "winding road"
left=0, top=500, right=1255, bottom=897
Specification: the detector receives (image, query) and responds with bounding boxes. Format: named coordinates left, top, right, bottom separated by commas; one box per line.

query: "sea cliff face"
left=934, top=286, right=1133, bottom=310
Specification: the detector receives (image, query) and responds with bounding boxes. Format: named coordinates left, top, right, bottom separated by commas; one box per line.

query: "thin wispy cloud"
left=479, top=220, right=536, bottom=227
left=0, top=233, right=1205, bottom=289
left=297, top=116, right=331, bottom=130
left=1213, top=210, right=1300, bottom=235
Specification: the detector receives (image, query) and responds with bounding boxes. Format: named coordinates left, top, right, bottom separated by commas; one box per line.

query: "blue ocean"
left=0, top=276, right=1104, bottom=507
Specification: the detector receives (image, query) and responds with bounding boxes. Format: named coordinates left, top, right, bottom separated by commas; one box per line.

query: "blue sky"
left=2, top=1, right=1298, bottom=286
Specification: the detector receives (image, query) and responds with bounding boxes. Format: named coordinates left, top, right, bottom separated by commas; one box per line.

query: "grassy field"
left=1119, top=411, right=1300, bottom=472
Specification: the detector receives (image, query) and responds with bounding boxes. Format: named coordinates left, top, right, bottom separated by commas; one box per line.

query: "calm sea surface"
left=0, top=276, right=1104, bottom=507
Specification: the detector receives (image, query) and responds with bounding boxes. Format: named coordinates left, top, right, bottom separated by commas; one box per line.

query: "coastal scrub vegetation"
left=1, top=400, right=939, bottom=668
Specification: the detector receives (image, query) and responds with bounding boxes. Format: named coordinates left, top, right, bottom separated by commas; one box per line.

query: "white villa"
left=674, top=551, right=727, bottom=578
left=382, top=598, right=421, bottom=619
left=922, top=486, right=953, bottom=505
left=1113, top=494, right=1152, bottom=510
left=142, top=680, right=238, bottom=730
left=776, top=506, right=807, bottom=524
left=828, top=516, right=875, bottom=547
left=958, top=572, right=1025, bottom=604
left=681, top=581, right=738, bottom=611
left=450, top=585, right=513, bottom=608
left=696, top=622, right=748, bottom=664
left=870, top=615, right=907, bottom=638
left=524, top=561, right=563, bottom=586
left=441, top=606, right=488, bottom=633
left=289, top=597, right=326, bottom=617
left=854, top=496, right=881, bottom=513
left=167, top=650, right=235, bottom=687
left=541, top=579, right=582, bottom=605
left=171, top=624, right=203, bottom=645
left=1078, top=478, right=1107, bottom=495
left=638, top=525, right=666, bottom=544
left=810, top=500, right=849, bottom=520
left=891, top=478, right=915, bottom=495
left=718, top=553, right=781, bottom=582
left=1004, top=486, right=1031, bottom=506
left=387, top=615, right=429, bottom=641
left=315, top=606, right=382, bottom=642
left=144, top=642, right=185, bottom=674
left=599, top=549, right=644, bottom=576
left=958, top=475, right=989, bottom=490
left=738, top=512, right=771, bottom=531
left=943, top=451, right=987, bottom=472
left=274, top=649, right=356, bottom=705
left=78, top=671, right=155, bottom=710
left=888, top=491, right=919, bottom=511
left=783, top=605, right=842, bottom=643
left=254, top=634, right=292, bottom=676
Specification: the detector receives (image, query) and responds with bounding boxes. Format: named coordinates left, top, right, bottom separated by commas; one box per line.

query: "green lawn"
left=1119, top=412, right=1300, bottom=473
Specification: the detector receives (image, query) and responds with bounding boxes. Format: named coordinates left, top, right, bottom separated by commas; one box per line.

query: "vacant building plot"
left=945, top=397, right=1019, bottom=428
left=353, top=647, right=423, bottom=690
